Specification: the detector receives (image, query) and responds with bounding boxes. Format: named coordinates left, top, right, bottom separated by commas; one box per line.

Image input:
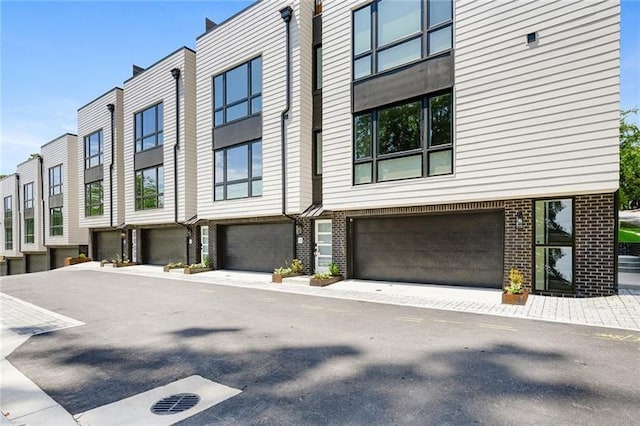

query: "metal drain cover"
left=150, top=393, right=200, bottom=415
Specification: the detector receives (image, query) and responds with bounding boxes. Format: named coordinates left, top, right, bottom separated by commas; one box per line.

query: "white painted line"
left=74, top=375, right=241, bottom=426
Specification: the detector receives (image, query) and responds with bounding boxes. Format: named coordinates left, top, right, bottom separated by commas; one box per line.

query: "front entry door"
left=201, top=226, right=209, bottom=262
left=314, top=219, right=332, bottom=273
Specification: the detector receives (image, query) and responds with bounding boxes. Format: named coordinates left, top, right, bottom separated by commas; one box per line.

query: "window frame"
left=352, top=0, right=453, bottom=80
left=4, top=196, right=12, bottom=250
left=213, top=56, right=262, bottom=127
left=134, top=165, right=164, bottom=210
left=85, top=180, right=104, bottom=217
left=313, top=130, right=323, bottom=176
left=24, top=218, right=34, bottom=243
left=134, top=102, right=164, bottom=153
left=49, top=207, right=63, bottom=236
left=214, top=140, right=262, bottom=201
left=49, top=164, right=63, bottom=196
left=352, top=90, right=453, bottom=185
left=24, top=182, right=34, bottom=209
left=84, top=129, right=103, bottom=169
left=313, top=45, right=323, bottom=91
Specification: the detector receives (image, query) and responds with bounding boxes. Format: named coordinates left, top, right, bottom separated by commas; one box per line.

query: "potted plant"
left=502, top=266, right=528, bottom=305
left=110, top=254, right=137, bottom=268
left=64, top=253, right=92, bottom=266
left=310, top=262, right=343, bottom=287
left=184, top=259, right=212, bottom=274
left=272, top=259, right=304, bottom=283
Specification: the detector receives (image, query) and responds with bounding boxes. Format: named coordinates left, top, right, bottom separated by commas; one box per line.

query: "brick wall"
left=504, top=199, right=533, bottom=291
left=332, top=211, right=347, bottom=277
left=298, top=218, right=314, bottom=275
left=209, top=223, right=218, bottom=270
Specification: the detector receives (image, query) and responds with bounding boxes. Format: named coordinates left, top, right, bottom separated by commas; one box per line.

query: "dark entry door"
left=220, top=222, right=295, bottom=272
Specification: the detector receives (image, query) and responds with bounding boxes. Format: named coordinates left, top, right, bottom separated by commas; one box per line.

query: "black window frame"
left=214, top=140, right=262, bottom=201
left=4, top=196, right=12, bottom=250
left=50, top=207, right=63, bottom=236
left=134, top=102, right=164, bottom=153
left=313, top=45, right=323, bottom=91
left=49, top=164, right=63, bottom=196
left=353, top=90, right=453, bottom=185
left=313, top=130, right=323, bottom=176
left=24, top=182, right=34, bottom=209
left=24, top=218, right=34, bottom=243
left=84, top=129, right=103, bottom=169
left=135, top=165, right=164, bottom=210
left=352, top=0, right=453, bottom=80
left=85, top=180, right=104, bottom=217
left=213, top=56, right=262, bottom=127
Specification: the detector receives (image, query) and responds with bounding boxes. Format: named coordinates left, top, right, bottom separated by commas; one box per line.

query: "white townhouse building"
left=0, top=174, right=22, bottom=274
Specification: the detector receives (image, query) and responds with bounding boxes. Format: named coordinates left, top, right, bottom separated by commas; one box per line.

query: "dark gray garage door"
left=25, top=253, right=47, bottom=273
left=220, top=222, right=295, bottom=272
left=353, top=211, right=504, bottom=288
left=142, top=227, right=186, bottom=266
left=51, top=247, right=78, bottom=269
left=8, top=258, right=23, bottom=275
left=93, top=230, right=121, bottom=262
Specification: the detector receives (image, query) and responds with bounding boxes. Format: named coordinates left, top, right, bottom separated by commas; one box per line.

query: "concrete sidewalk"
left=70, top=262, right=640, bottom=332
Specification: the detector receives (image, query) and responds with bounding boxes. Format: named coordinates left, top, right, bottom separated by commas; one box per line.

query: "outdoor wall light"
left=295, top=222, right=303, bottom=236
left=515, top=211, right=524, bottom=230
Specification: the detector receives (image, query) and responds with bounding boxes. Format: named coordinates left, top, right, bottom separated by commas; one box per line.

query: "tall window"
left=85, top=181, right=103, bottom=216
left=353, top=0, right=453, bottom=79
left=4, top=196, right=12, bottom=250
left=50, top=207, right=63, bottom=236
left=25, top=218, right=34, bottom=243
left=314, top=131, right=323, bottom=176
left=49, top=165, right=63, bottom=196
left=84, top=130, right=103, bottom=169
left=535, top=199, right=574, bottom=293
left=24, top=182, right=34, bottom=209
left=213, top=57, right=262, bottom=126
left=314, top=46, right=323, bottom=91
left=135, top=166, right=164, bottom=210
left=135, top=103, right=163, bottom=152
left=354, top=91, right=452, bottom=184
left=214, top=140, right=262, bottom=200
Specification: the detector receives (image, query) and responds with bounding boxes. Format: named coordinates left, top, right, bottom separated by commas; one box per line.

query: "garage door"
left=353, top=211, right=504, bottom=288
left=25, top=253, right=47, bottom=273
left=142, top=227, right=186, bottom=265
left=51, top=247, right=78, bottom=269
left=220, top=223, right=294, bottom=272
left=93, top=230, right=121, bottom=262
left=7, top=258, right=23, bottom=275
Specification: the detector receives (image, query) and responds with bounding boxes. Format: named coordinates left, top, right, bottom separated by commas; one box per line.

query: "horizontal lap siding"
left=0, top=176, right=21, bottom=258
left=16, top=159, right=45, bottom=251
left=321, top=0, right=619, bottom=211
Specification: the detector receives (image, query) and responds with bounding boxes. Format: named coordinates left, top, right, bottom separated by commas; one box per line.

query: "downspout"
left=171, top=67, right=190, bottom=265
left=16, top=174, right=21, bottom=254
left=107, top=103, right=115, bottom=229
left=280, top=6, right=296, bottom=227
left=38, top=155, right=46, bottom=247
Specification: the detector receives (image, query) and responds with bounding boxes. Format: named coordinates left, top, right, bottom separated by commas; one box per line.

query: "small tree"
left=620, top=109, right=640, bottom=209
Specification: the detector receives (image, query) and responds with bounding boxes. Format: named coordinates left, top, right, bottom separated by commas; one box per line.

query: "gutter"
left=107, top=103, right=115, bottom=228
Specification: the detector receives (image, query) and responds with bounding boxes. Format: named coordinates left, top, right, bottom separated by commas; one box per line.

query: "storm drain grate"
left=150, top=393, right=200, bottom=415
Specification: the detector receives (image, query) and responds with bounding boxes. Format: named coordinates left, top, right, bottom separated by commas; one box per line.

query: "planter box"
left=502, top=290, right=529, bottom=305
left=64, top=257, right=92, bottom=266
left=184, top=267, right=212, bottom=275
left=163, top=265, right=185, bottom=273
left=112, top=262, right=137, bottom=268
left=272, top=272, right=303, bottom=283
left=310, top=276, right=343, bottom=287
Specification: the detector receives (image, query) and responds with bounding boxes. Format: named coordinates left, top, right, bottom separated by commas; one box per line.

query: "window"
left=314, top=46, right=323, bottom=90
left=135, top=166, right=164, bottom=210
left=4, top=196, right=12, bottom=250
left=84, top=130, right=103, bottom=169
left=314, top=131, right=323, bottom=176
left=535, top=199, right=574, bottom=293
left=354, top=91, right=452, bottom=184
left=49, top=165, right=63, bottom=196
left=50, top=207, right=63, bottom=236
left=213, top=57, right=262, bottom=126
left=353, top=0, right=452, bottom=79
left=25, top=218, right=34, bottom=243
left=214, top=140, right=262, bottom=200
left=135, top=103, right=163, bottom=152
left=85, top=181, right=103, bottom=216
left=24, top=182, right=34, bottom=209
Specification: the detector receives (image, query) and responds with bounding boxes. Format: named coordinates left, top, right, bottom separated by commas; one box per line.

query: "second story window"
left=353, top=0, right=452, bottom=80
left=24, top=218, right=34, bottom=243
left=314, top=46, right=323, bottom=91
left=85, top=181, right=103, bottom=217
left=50, top=207, right=63, bottom=236
left=213, top=57, right=262, bottom=126
left=24, top=182, right=34, bottom=209
left=84, top=130, right=103, bottom=169
left=135, top=103, right=163, bottom=153
left=4, top=196, right=12, bottom=250
left=49, top=165, right=63, bottom=196
left=214, top=140, right=262, bottom=201
left=135, top=166, right=164, bottom=210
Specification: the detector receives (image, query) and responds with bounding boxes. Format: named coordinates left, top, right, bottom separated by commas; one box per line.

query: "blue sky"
left=1, top=0, right=638, bottom=175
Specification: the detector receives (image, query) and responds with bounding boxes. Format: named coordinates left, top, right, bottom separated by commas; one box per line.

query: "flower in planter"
left=505, top=267, right=525, bottom=294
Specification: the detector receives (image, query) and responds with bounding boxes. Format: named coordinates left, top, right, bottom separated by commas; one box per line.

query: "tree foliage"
left=620, top=109, right=640, bottom=209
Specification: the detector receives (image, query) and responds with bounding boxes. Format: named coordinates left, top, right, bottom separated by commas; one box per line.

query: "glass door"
left=200, top=226, right=209, bottom=263
left=314, top=219, right=332, bottom=273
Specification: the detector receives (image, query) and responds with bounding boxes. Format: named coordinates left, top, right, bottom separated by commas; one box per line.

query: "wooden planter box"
left=163, top=266, right=184, bottom=272
left=184, top=267, right=212, bottom=275
left=272, top=272, right=302, bottom=283
left=502, top=290, right=529, bottom=305
left=64, top=257, right=92, bottom=266
left=112, top=262, right=137, bottom=268
left=310, top=276, right=343, bottom=287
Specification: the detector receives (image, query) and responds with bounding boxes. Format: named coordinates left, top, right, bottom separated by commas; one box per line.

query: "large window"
left=214, top=140, right=262, bottom=200
left=353, top=0, right=452, bottom=79
left=25, top=218, right=34, bottom=243
left=85, top=181, right=103, bottom=217
left=4, top=196, right=12, bottom=250
left=535, top=199, right=574, bottom=293
left=354, top=91, right=452, bottom=184
left=314, top=46, right=323, bottom=91
left=135, top=103, right=163, bottom=153
left=84, top=130, right=103, bottom=169
left=50, top=207, right=63, bottom=236
left=213, top=57, right=262, bottom=126
left=49, top=165, right=63, bottom=196
left=314, top=131, right=323, bottom=176
left=24, top=182, right=34, bottom=209
left=135, top=166, right=164, bottom=210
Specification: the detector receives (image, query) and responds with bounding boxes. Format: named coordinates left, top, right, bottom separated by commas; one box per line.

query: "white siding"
left=16, top=158, right=45, bottom=252
left=321, top=0, right=620, bottom=211
left=123, top=48, right=197, bottom=225
left=196, top=0, right=314, bottom=220
left=0, top=175, right=21, bottom=258
left=77, top=88, right=125, bottom=229
left=42, top=134, right=88, bottom=246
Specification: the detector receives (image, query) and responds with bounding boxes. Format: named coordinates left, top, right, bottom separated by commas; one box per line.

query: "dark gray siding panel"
left=313, top=15, right=322, bottom=44
left=85, top=166, right=104, bottom=184
left=134, top=146, right=164, bottom=171
left=94, top=231, right=121, bottom=261
left=49, top=194, right=64, bottom=208
left=353, top=211, right=504, bottom=288
left=142, top=227, right=186, bottom=265
left=7, top=258, right=23, bottom=275
left=24, top=208, right=34, bottom=219
left=51, top=247, right=78, bottom=269
left=213, top=114, right=262, bottom=149
left=353, top=54, right=454, bottom=113
left=220, top=223, right=294, bottom=272
left=25, top=254, right=47, bottom=273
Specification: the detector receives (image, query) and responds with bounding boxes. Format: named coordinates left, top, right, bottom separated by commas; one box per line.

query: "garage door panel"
left=94, top=231, right=121, bottom=262
left=26, top=254, right=47, bottom=273
left=142, top=228, right=186, bottom=266
left=7, top=259, right=23, bottom=275
left=354, top=212, right=504, bottom=288
left=221, top=223, right=294, bottom=272
left=51, top=247, right=78, bottom=269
